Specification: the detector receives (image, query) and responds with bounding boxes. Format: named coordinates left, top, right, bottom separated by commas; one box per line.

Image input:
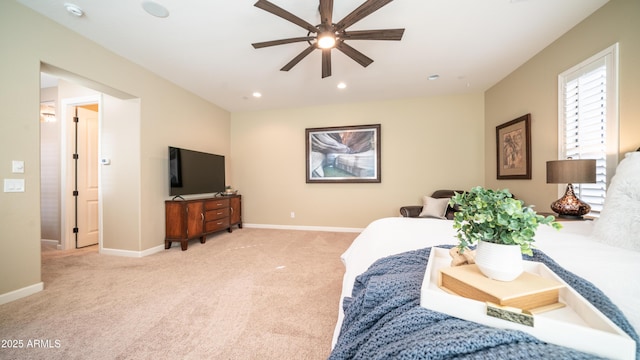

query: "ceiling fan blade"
left=322, top=49, right=332, bottom=78
left=252, top=36, right=315, bottom=49
left=319, top=0, right=333, bottom=29
left=335, top=0, right=394, bottom=32
left=340, top=28, right=405, bottom=41
left=254, top=0, right=318, bottom=33
left=281, top=45, right=317, bottom=72
left=336, top=42, right=373, bottom=68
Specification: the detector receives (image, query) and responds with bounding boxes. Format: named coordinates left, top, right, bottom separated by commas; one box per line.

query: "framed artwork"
left=306, top=124, right=381, bottom=183
left=496, top=114, right=531, bottom=179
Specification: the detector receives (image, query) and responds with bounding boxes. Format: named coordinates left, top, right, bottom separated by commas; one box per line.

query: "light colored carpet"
left=0, top=228, right=357, bottom=359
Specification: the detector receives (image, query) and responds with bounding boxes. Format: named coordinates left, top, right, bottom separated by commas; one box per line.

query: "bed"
left=330, top=152, right=640, bottom=359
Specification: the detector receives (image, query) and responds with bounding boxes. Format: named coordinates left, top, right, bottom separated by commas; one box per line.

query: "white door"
left=75, top=105, right=99, bottom=248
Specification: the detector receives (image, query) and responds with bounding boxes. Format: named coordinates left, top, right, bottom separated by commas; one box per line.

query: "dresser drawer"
left=205, top=218, right=230, bottom=232
left=205, top=198, right=229, bottom=210
left=205, top=208, right=229, bottom=221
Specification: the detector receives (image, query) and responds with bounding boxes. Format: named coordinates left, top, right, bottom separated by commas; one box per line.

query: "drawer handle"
left=217, top=221, right=223, bottom=225
left=217, top=212, right=223, bottom=215
left=201, top=213, right=204, bottom=221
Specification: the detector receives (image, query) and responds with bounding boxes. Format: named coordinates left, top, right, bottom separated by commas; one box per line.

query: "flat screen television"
left=169, top=146, right=225, bottom=197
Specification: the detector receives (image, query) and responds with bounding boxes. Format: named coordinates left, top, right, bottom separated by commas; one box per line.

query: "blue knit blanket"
left=330, top=246, right=639, bottom=360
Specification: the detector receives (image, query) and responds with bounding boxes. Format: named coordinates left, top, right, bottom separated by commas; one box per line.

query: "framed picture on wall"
left=305, top=124, right=381, bottom=183
left=496, top=114, right=531, bottom=179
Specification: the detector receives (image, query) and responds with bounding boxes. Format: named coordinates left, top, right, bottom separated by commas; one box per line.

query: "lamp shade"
left=546, top=159, right=596, bottom=184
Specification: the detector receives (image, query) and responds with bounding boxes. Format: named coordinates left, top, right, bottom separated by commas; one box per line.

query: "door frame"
left=60, top=95, right=103, bottom=251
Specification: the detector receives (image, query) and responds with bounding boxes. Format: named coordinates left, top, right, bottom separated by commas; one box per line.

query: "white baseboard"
left=243, top=223, right=364, bottom=233
left=100, top=244, right=165, bottom=258
left=41, top=238, right=62, bottom=250
left=0, top=282, right=44, bottom=305
left=140, top=244, right=166, bottom=257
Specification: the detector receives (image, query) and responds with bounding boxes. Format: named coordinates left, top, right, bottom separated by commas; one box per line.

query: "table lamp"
left=546, top=159, right=597, bottom=219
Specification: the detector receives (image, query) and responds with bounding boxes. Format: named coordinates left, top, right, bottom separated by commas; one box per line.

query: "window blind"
left=561, top=59, right=607, bottom=216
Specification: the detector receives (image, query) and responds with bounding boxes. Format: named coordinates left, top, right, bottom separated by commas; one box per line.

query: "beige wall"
left=485, top=0, right=640, bottom=209
left=0, top=2, right=230, bottom=297
left=40, top=86, right=60, bottom=241
left=231, top=93, right=485, bottom=229
left=100, top=95, right=142, bottom=251
left=139, top=81, right=231, bottom=251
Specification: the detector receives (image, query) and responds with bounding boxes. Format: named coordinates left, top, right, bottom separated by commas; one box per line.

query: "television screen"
left=169, top=146, right=225, bottom=196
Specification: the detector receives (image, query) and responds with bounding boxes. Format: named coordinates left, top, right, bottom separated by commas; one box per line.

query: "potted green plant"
left=449, top=186, right=561, bottom=281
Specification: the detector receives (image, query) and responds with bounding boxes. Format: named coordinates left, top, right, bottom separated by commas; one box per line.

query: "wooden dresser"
left=164, top=194, right=242, bottom=250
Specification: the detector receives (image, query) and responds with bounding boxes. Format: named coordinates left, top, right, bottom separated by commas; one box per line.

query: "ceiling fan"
left=251, top=0, right=405, bottom=78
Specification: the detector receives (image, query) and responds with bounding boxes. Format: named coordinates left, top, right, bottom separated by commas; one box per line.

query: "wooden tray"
left=420, top=247, right=635, bottom=360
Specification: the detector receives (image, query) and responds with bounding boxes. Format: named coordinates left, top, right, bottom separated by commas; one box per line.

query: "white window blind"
left=558, top=44, right=618, bottom=217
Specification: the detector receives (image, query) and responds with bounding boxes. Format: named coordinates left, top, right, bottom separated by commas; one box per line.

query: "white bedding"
left=332, top=216, right=640, bottom=347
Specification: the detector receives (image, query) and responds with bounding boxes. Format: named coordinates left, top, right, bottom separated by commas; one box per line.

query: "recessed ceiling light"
left=64, top=3, right=84, bottom=17
left=141, top=1, right=170, bottom=18
left=252, top=92, right=262, bottom=98
left=337, top=82, right=347, bottom=89
left=428, top=74, right=440, bottom=81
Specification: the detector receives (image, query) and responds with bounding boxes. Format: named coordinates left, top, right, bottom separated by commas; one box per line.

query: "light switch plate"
left=4, top=179, right=25, bottom=192
left=12, top=160, right=24, bottom=173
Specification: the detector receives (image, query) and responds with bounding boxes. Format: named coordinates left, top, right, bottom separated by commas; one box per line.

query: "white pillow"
left=592, top=152, right=640, bottom=251
left=418, top=196, right=450, bottom=219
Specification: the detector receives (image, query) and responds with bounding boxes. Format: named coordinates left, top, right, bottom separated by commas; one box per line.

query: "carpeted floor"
left=0, top=228, right=357, bottom=359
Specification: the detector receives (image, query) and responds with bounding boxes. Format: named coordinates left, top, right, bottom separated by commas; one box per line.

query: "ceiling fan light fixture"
left=317, top=33, right=336, bottom=49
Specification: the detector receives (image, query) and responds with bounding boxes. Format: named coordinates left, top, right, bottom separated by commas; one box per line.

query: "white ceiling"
left=20, top=0, right=608, bottom=113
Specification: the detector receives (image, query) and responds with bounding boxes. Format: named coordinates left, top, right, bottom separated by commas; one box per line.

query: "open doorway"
left=67, top=102, right=100, bottom=248
left=60, top=95, right=101, bottom=250
left=40, top=72, right=102, bottom=251
left=40, top=63, right=142, bottom=257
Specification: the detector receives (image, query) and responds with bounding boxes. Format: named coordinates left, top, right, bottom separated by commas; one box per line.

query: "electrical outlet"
left=290, top=211, right=295, bottom=219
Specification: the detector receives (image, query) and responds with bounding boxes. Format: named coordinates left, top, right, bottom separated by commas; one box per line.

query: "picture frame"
left=496, top=114, right=531, bottom=179
left=306, top=124, right=381, bottom=183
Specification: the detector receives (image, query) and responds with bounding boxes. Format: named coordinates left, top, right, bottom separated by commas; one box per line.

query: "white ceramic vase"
left=475, top=240, right=523, bottom=281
